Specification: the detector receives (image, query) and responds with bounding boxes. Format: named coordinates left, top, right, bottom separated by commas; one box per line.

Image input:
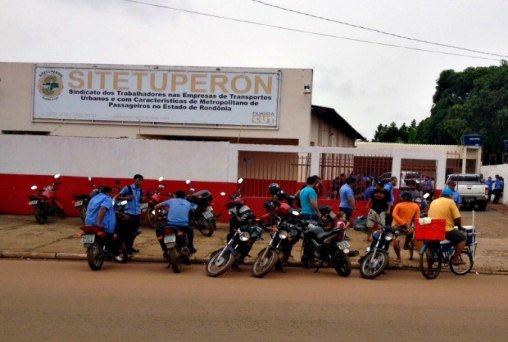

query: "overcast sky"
left=1, top=0, right=506, bottom=139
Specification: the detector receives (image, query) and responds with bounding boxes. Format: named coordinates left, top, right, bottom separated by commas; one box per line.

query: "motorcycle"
left=28, top=174, right=65, bottom=224
left=185, top=180, right=217, bottom=237
left=159, top=225, right=192, bottom=273
left=206, top=193, right=263, bottom=276
left=251, top=202, right=303, bottom=277
left=359, top=226, right=398, bottom=279
left=300, top=220, right=356, bottom=277
left=145, top=177, right=173, bottom=228
left=80, top=199, right=130, bottom=271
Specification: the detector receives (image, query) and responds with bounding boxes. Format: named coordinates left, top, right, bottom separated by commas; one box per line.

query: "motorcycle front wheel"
left=206, top=249, right=235, bottom=277
left=360, top=250, right=388, bottom=279
left=332, top=253, right=352, bottom=277
left=449, top=251, right=473, bottom=276
left=252, top=248, right=279, bottom=278
left=86, top=241, right=104, bottom=271
left=167, top=248, right=182, bottom=273
left=34, top=207, right=47, bottom=224
left=197, top=217, right=216, bottom=237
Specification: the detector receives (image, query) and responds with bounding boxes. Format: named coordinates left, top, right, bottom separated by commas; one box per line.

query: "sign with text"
left=33, top=65, right=281, bottom=128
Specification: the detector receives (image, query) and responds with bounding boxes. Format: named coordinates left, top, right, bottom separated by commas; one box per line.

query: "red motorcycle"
left=28, top=174, right=65, bottom=224
left=144, top=177, right=173, bottom=228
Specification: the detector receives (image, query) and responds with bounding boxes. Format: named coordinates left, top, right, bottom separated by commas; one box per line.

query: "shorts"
left=445, top=229, right=466, bottom=245
left=366, top=209, right=386, bottom=228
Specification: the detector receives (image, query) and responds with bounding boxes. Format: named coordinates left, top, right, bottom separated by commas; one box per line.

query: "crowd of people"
left=484, top=174, right=504, bottom=204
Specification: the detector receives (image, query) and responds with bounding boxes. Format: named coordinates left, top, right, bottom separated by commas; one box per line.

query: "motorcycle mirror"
left=158, top=176, right=164, bottom=182
left=31, top=185, right=38, bottom=190
left=185, top=180, right=191, bottom=184
left=237, top=178, right=244, bottom=184
left=220, top=192, right=226, bottom=196
left=54, top=174, right=61, bottom=179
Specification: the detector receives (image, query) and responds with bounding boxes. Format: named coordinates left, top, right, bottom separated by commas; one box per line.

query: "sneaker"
left=114, top=254, right=124, bottom=262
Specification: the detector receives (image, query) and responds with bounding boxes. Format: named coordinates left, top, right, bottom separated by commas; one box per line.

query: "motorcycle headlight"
left=239, top=231, right=250, bottom=242
left=385, top=233, right=394, bottom=241
left=343, top=248, right=350, bottom=254
left=278, top=230, right=288, bottom=240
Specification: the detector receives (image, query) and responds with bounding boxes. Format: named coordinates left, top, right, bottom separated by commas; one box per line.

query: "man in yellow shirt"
left=427, top=188, right=466, bottom=265
left=392, top=192, right=420, bottom=261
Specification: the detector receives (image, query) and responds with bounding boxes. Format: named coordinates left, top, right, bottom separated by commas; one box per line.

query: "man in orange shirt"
left=392, top=192, right=420, bottom=263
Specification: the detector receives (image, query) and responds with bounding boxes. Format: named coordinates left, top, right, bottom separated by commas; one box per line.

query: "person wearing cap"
left=392, top=191, right=421, bottom=263
left=427, top=188, right=466, bottom=265
left=299, top=175, right=322, bottom=221
left=365, top=180, right=392, bottom=242
left=446, top=180, right=462, bottom=208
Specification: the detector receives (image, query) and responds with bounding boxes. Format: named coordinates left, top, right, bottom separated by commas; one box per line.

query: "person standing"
left=384, top=176, right=398, bottom=225
left=392, top=192, right=420, bottom=263
left=446, top=180, right=462, bottom=208
left=493, top=175, right=504, bottom=204
left=365, top=180, right=392, bottom=242
left=339, top=177, right=356, bottom=221
left=117, top=174, right=144, bottom=254
left=299, top=175, right=322, bottom=221
left=484, top=176, right=494, bottom=202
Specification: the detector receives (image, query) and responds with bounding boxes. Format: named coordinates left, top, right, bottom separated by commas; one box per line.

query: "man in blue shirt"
left=493, top=175, right=504, bottom=204
left=339, top=177, right=356, bottom=221
left=484, top=176, right=494, bottom=202
left=299, top=175, right=322, bottom=221
left=383, top=176, right=397, bottom=225
left=117, top=174, right=144, bottom=254
left=154, top=190, right=197, bottom=257
left=446, top=180, right=462, bottom=207
left=85, top=186, right=118, bottom=257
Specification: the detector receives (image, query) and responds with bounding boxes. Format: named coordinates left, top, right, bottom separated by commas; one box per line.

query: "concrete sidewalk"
left=1, top=206, right=508, bottom=274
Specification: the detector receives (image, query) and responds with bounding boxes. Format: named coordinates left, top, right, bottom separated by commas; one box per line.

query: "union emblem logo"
left=37, top=70, right=64, bottom=100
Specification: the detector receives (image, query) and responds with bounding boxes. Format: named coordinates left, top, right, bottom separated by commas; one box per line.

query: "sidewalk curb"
left=2, top=250, right=507, bottom=275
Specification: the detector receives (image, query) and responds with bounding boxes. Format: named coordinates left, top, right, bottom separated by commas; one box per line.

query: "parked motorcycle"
left=359, top=226, right=398, bottom=279
left=252, top=205, right=303, bottom=278
left=300, top=221, right=356, bottom=277
left=145, top=177, right=173, bottom=228
left=185, top=180, right=217, bottom=237
left=159, top=225, right=192, bottom=273
left=28, top=174, right=65, bottom=224
left=80, top=199, right=130, bottom=271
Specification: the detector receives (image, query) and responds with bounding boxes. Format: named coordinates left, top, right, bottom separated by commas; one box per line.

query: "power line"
left=121, top=0, right=500, bottom=61
left=251, top=0, right=508, bottom=58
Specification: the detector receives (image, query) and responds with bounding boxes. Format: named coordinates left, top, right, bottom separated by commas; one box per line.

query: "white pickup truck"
left=446, top=174, right=488, bottom=211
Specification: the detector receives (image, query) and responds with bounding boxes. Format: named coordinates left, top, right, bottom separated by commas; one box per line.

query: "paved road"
left=1, top=259, right=507, bottom=341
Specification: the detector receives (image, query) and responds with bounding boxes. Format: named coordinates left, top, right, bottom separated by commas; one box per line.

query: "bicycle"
left=419, top=226, right=478, bottom=279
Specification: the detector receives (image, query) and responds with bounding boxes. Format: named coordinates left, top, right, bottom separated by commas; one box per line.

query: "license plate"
left=28, top=200, right=38, bottom=206
left=202, top=210, right=214, bottom=219
left=164, top=235, right=176, bottom=243
left=81, top=234, right=95, bottom=244
left=74, top=200, right=83, bottom=207
left=337, top=240, right=350, bottom=250
left=141, top=203, right=148, bottom=210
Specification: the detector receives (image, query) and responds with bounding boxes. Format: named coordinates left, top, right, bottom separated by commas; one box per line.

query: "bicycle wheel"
left=419, top=247, right=442, bottom=280
left=449, top=251, right=473, bottom=275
